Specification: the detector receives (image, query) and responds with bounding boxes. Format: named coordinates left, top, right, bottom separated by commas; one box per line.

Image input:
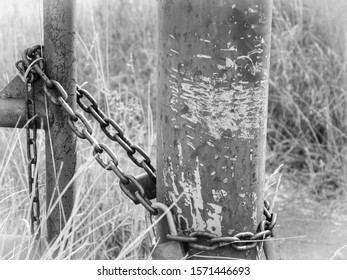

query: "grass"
left=0, top=0, right=347, bottom=259
left=268, top=0, right=347, bottom=206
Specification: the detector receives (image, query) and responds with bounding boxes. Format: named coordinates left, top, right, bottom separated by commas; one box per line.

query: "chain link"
left=166, top=200, right=276, bottom=252
left=18, top=46, right=158, bottom=216
left=76, top=86, right=157, bottom=182
left=16, top=46, right=42, bottom=237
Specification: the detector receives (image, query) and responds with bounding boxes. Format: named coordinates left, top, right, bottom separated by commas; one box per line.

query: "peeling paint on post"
left=157, top=0, right=272, bottom=259
left=44, top=0, right=77, bottom=242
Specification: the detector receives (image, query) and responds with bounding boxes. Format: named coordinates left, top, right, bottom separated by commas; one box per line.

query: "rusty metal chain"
left=16, top=46, right=43, bottom=236
left=16, top=45, right=278, bottom=254
left=75, top=86, right=157, bottom=182
left=17, top=46, right=158, bottom=216
left=72, top=90, right=158, bottom=215
left=166, top=200, right=277, bottom=252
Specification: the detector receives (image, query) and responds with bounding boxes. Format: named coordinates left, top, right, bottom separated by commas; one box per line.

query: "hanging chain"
left=17, top=46, right=158, bottom=216
left=16, top=45, right=43, bottom=236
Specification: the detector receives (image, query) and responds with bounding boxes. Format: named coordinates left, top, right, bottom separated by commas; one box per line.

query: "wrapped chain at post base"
left=166, top=200, right=277, bottom=253
left=16, top=46, right=278, bottom=257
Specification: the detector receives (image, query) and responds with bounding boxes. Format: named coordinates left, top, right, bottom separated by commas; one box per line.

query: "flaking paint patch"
left=167, top=29, right=268, bottom=139
left=207, top=141, right=214, bottom=147
left=187, top=141, right=196, bottom=150
left=212, top=189, right=227, bottom=203
left=169, top=105, right=178, bottom=112
left=199, top=38, right=211, bottom=43
left=179, top=157, right=206, bottom=230
left=163, top=156, right=179, bottom=196
left=206, top=203, right=223, bottom=235
left=169, top=64, right=267, bottom=139
left=220, top=42, right=237, bottom=52
left=177, top=140, right=183, bottom=166
left=226, top=57, right=236, bottom=68
left=252, top=192, right=258, bottom=203
left=195, top=54, right=212, bottom=59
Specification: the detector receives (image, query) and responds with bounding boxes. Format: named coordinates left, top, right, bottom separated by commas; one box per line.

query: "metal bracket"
left=0, top=75, right=27, bottom=99
left=0, top=75, right=53, bottom=129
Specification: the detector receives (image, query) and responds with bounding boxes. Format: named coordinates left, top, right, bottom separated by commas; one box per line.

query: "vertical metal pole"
left=157, top=0, right=272, bottom=259
left=44, top=0, right=77, bottom=243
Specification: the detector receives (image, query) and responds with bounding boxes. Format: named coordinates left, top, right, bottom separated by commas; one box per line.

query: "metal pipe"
left=157, top=0, right=273, bottom=259
left=44, top=0, right=77, bottom=243
left=0, top=98, right=53, bottom=129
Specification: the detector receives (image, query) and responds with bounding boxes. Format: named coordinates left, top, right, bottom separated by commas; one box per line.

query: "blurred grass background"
left=0, top=0, right=346, bottom=259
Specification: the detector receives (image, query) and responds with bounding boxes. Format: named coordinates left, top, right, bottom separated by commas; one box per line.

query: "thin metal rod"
left=44, top=0, right=77, bottom=243
left=157, top=0, right=273, bottom=259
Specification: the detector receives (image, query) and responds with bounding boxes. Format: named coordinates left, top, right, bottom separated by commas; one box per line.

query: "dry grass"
left=268, top=0, right=347, bottom=207
left=0, top=0, right=346, bottom=259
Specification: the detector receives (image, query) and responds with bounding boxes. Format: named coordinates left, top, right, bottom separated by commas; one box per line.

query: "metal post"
left=44, top=0, right=77, bottom=242
left=157, top=0, right=272, bottom=259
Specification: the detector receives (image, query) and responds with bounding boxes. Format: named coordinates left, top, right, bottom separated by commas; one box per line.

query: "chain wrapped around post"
left=16, top=45, right=279, bottom=258
left=165, top=200, right=277, bottom=255
left=16, top=45, right=44, bottom=237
